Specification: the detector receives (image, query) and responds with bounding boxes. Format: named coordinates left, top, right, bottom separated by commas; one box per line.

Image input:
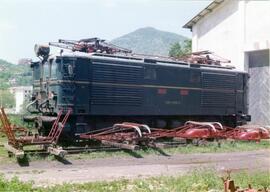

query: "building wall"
left=192, top=0, right=270, bottom=70
left=9, top=86, right=32, bottom=114
left=14, top=89, right=24, bottom=114
left=244, top=1, right=270, bottom=52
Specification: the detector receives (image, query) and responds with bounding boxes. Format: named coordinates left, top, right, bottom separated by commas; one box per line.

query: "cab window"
left=51, top=60, right=58, bottom=79
left=44, top=62, right=50, bottom=79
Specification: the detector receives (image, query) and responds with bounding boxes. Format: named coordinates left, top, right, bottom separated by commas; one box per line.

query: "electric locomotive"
left=25, top=38, right=250, bottom=137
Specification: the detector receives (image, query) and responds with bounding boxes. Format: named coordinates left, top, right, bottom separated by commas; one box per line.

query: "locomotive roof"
left=50, top=51, right=247, bottom=74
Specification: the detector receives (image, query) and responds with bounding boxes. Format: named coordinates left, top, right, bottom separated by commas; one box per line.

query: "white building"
left=184, top=0, right=270, bottom=125
left=9, top=86, right=32, bottom=114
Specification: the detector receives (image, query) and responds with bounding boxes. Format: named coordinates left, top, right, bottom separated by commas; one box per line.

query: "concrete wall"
left=248, top=50, right=270, bottom=125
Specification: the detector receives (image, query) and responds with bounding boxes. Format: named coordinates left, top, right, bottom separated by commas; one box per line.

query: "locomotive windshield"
left=44, top=61, right=50, bottom=79
left=51, top=60, right=57, bottom=79
left=43, top=59, right=58, bottom=79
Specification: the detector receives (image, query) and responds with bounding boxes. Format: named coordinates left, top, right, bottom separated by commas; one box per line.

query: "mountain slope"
left=0, top=59, right=32, bottom=89
left=111, top=27, right=188, bottom=56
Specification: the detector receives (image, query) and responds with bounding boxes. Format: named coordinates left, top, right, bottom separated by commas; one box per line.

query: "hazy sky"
left=0, top=0, right=210, bottom=63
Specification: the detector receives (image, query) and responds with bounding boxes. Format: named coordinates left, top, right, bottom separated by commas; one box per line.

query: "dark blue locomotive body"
left=30, top=53, right=249, bottom=135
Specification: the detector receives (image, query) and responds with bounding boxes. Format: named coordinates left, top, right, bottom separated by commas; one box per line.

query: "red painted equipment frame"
left=0, top=107, right=72, bottom=149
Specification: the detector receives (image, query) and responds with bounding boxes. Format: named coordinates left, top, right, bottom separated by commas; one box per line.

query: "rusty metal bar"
left=0, top=108, right=18, bottom=146
left=52, top=109, right=72, bottom=143
left=48, top=109, right=63, bottom=138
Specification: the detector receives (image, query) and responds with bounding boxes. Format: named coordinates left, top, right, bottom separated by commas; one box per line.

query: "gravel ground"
left=0, top=149, right=269, bottom=186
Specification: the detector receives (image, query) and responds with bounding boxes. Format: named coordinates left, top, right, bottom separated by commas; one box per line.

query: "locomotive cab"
left=29, top=56, right=77, bottom=134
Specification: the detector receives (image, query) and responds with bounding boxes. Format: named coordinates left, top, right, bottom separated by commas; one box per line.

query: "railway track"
left=8, top=140, right=189, bottom=158
left=15, top=139, right=212, bottom=157
left=20, top=146, right=121, bottom=156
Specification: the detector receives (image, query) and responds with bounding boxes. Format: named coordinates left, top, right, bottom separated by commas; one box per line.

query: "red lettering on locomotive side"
left=180, top=89, right=189, bottom=96
left=158, top=88, right=167, bottom=94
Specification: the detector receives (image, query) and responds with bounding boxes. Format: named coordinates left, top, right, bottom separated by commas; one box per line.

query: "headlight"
left=34, top=44, right=50, bottom=58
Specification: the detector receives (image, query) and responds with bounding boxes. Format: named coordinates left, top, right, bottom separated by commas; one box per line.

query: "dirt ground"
left=0, top=150, right=269, bottom=186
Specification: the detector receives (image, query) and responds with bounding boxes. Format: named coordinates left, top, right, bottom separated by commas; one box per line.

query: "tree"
left=169, top=39, right=192, bottom=58
left=0, top=90, right=15, bottom=108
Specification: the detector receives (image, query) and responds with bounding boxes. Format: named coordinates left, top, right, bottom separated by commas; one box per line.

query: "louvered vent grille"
left=91, top=86, right=143, bottom=106
left=202, top=72, right=236, bottom=90
left=92, top=62, right=143, bottom=84
left=201, top=92, right=235, bottom=107
left=201, top=72, right=236, bottom=107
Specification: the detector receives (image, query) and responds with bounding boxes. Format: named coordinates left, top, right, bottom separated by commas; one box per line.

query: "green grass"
left=0, top=134, right=9, bottom=163
left=0, top=170, right=269, bottom=192
left=8, top=114, right=33, bottom=128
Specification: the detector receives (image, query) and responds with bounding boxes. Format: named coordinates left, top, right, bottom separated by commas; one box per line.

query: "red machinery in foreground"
left=79, top=121, right=270, bottom=150
left=0, top=108, right=72, bottom=158
left=225, top=125, right=270, bottom=141
left=80, top=122, right=152, bottom=150
left=1, top=105, right=269, bottom=156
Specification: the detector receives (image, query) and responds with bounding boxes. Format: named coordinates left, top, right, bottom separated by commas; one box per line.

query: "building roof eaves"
left=183, top=0, right=224, bottom=29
